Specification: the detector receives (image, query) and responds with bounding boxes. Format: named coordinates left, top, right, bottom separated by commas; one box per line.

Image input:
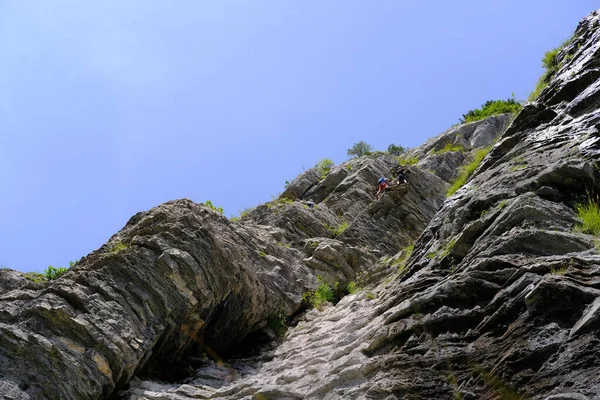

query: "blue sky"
left=1, top=1, right=596, bottom=272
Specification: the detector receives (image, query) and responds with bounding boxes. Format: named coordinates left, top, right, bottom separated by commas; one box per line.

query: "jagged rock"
left=0, top=268, right=28, bottom=294
left=408, top=113, right=512, bottom=182
left=127, top=10, right=600, bottom=400
left=361, top=9, right=600, bottom=399
left=0, top=149, right=444, bottom=399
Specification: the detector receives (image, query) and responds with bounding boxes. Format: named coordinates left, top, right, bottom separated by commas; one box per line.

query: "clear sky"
left=1, top=1, right=597, bottom=272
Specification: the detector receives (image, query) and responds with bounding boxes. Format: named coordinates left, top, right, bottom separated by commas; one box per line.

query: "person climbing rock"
left=375, top=177, right=389, bottom=199
left=395, top=165, right=408, bottom=185
left=306, top=199, right=315, bottom=208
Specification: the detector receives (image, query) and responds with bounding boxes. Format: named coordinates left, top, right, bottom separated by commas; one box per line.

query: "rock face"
left=3, top=9, right=600, bottom=400
left=409, top=113, right=512, bottom=182
left=125, top=9, right=600, bottom=400
left=362, top=10, right=600, bottom=399
left=0, top=143, right=445, bottom=398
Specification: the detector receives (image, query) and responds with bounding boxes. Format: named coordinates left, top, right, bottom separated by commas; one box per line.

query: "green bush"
left=23, top=272, right=46, bottom=283
left=344, top=280, right=358, bottom=294
left=387, top=144, right=406, bottom=156
left=325, top=221, right=349, bottom=237
left=231, top=206, right=255, bottom=221
left=267, top=312, right=288, bottom=336
left=23, top=259, right=79, bottom=282
left=204, top=200, right=224, bottom=214
left=395, top=155, right=419, bottom=166
left=111, top=241, right=127, bottom=254
left=459, top=99, right=522, bottom=124
left=447, top=146, right=492, bottom=196
left=432, top=142, right=466, bottom=154
left=574, top=197, right=600, bottom=235
left=528, top=36, right=575, bottom=101
left=550, top=266, right=567, bottom=275
left=44, top=265, right=69, bottom=280
left=303, top=276, right=337, bottom=309
left=316, top=158, right=335, bottom=180
left=440, top=238, right=458, bottom=258
left=347, top=141, right=373, bottom=158
left=393, top=243, right=414, bottom=274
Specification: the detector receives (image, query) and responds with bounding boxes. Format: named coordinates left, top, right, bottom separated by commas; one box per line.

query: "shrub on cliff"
left=574, top=196, right=600, bottom=235
left=347, top=141, right=373, bottom=158
left=447, top=146, right=492, bottom=196
left=316, top=158, right=334, bottom=180
left=25, top=261, right=75, bottom=282
left=459, top=98, right=522, bottom=124
left=303, top=276, right=338, bottom=309
left=44, top=265, right=69, bottom=280
left=204, top=200, right=224, bottom=214
left=529, top=36, right=575, bottom=101
left=387, top=144, right=406, bottom=156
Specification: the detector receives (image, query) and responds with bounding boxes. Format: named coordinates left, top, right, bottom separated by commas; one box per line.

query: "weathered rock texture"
left=124, top=9, right=600, bottom=400
left=0, top=140, right=445, bottom=399
left=361, top=10, right=600, bottom=399
left=3, top=9, right=600, bottom=400
left=409, top=113, right=512, bottom=182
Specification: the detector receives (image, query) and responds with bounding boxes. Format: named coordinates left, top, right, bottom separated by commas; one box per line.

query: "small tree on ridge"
left=347, top=141, right=373, bottom=158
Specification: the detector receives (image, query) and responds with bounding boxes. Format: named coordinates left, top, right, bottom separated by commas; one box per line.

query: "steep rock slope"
left=0, top=146, right=453, bottom=399
left=362, top=10, right=600, bottom=399
left=127, top=9, right=600, bottom=400
left=116, top=53, right=512, bottom=400
left=409, top=113, right=512, bottom=183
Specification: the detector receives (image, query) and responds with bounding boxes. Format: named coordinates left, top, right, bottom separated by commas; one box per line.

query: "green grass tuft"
left=447, top=146, right=492, bottom=196
left=550, top=266, right=567, bottom=275
left=267, top=197, right=294, bottom=209
left=528, top=36, right=575, bottom=101
left=440, top=238, right=458, bottom=258
left=432, top=142, right=466, bottom=155
left=204, top=200, right=224, bottom=214
left=392, top=243, right=414, bottom=274
left=111, top=241, right=127, bottom=254
left=459, top=98, right=522, bottom=124
left=325, top=221, right=349, bottom=237
left=23, top=272, right=46, bottom=283
left=395, top=155, right=419, bottom=166
left=316, top=158, right=335, bottom=180
left=574, top=197, right=600, bottom=235
left=43, top=265, right=69, bottom=280
left=303, top=276, right=338, bottom=309
left=344, top=281, right=358, bottom=294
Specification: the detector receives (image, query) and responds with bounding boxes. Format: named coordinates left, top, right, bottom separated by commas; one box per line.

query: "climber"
left=375, top=177, right=389, bottom=199
left=395, top=165, right=408, bottom=185
left=306, top=199, right=315, bottom=208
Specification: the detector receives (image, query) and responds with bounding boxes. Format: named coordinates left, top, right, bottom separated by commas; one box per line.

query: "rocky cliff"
left=2, top=8, right=600, bottom=400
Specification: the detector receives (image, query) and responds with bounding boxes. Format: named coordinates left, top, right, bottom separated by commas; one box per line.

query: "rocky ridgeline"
left=0, top=104, right=502, bottom=398
left=2, top=9, right=600, bottom=400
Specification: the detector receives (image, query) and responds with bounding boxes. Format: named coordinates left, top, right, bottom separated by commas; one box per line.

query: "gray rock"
left=3, top=8, right=600, bottom=400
